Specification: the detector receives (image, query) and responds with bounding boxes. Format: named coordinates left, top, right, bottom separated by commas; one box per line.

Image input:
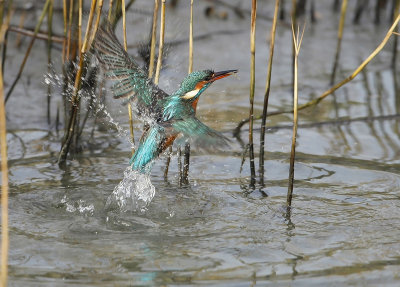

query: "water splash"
left=44, top=67, right=132, bottom=142
left=45, top=66, right=154, bottom=212
left=106, top=166, right=155, bottom=213
left=60, top=195, right=95, bottom=216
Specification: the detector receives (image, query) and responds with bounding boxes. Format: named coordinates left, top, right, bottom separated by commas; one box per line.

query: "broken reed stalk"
left=148, top=0, right=159, bottom=78
left=330, top=0, right=348, bottom=85
left=5, top=0, right=51, bottom=103
left=259, top=0, right=280, bottom=187
left=121, top=0, right=136, bottom=153
left=234, top=14, right=400, bottom=136
left=287, top=22, right=305, bottom=210
left=58, top=0, right=101, bottom=165
left=47, top=0, right=54, bottom=124
left=248, top=0, right=257, bottom=188
left=182, top=0, right=194, bottom=184
left=392, top=0, right=400, bottom=68
left=0, top=9, right=11, bottom=287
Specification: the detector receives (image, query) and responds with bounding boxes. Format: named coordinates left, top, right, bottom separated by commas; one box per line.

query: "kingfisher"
left=93, top=23, right=237, bottom=173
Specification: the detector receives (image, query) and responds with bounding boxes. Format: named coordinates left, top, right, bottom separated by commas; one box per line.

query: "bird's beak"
left=210, top=69, right=238, bottom=82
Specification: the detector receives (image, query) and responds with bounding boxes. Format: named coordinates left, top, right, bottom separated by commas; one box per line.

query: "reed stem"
left=122, top=0, right=127, bottom=51
left=287, top=22, right=305, bottom=209
left=0, top=9, right=11, bottom=287
left=108, top=0, right=114, bottom=21
left=259, top=0, right=280, bottom=187
left=148, top=0, right=159, bottom=78
left=0, top=0, right=4, bottom=29
left=392, top=0, right=400, bottom=68
left=58, top=0, right=100, bottom=165
left=7, top=26, right=64, bottom=43
left=66, top=0, right=74, bottom=61
left=150, top=0, right=169, bottom=179
left=182, top=0, right=194, bottom=184
left=0, top=55, right=8, bottom=287
left=47, top=0, right=54, bottom=124
left=330, top=0, right=348, bottom=85
left=62, top=0, right=67, bottom=63
left=290, top=0, right=296, bottom=97
left=248, top=0, right=257, bottom=188
left=154, top=0, right=165, bottom=84
left=188, top=0, right=194, bottom=74
left=121, top=0, right=135, bottom=153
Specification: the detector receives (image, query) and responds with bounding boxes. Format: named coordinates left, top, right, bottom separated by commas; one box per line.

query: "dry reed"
left=0, top=60, right=8, bottom=287
left=330, top=0, right=348, bottom=85
left=259, top=0, right=280, bottom=186
left=121, top=0, right=136, bottom=153
left=182, top=0, right=194, bottom=184
left=287, top=22, right=305, bottom=210
left=58, top=0, right=102, bottom=165
left=62, top=0, right=67, bottom=63
left=0, top=8, right=11, bottom=287
left=108, top=0, right=114, bottom=20
left=65, top=0, right=75, bottom=62
left=47, top=0, right=54, bottom=124
left=392, top=0, right=400, bottom=68
left=148, top=0, right=169, bottom=179
left=148, top=0, right=159, bottom=79
left=154, top=0, right=165, bottom=84
left=248, top=0, right=257, bottom=188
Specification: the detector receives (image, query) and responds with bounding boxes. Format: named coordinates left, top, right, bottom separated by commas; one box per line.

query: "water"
left=106, top=167, right=155, bottom=213
left=3, top=1, right=400, bottom=286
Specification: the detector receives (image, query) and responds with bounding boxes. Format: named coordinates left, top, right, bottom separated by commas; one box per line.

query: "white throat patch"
left=182, top=89, right=199, bottom=99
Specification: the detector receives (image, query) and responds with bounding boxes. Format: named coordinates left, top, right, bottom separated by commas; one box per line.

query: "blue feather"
left=130, top=125, right=165, bottom=173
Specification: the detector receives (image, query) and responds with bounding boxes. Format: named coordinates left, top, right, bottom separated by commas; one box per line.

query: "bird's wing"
left=168, top=116, right=230, bottom=149
left=92, top=22, right=167, bottom=118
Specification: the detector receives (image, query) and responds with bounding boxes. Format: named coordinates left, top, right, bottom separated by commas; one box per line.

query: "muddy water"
left=3, top=1, right=400, bottom=286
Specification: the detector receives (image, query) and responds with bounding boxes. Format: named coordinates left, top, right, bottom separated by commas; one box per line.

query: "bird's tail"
left=129, top=125, right=165, bottom=173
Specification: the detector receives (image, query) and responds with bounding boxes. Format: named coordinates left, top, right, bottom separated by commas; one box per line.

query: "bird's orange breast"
left=160, top=134, right=179, bottom=153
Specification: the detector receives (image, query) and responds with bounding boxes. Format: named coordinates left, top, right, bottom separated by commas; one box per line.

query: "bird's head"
left=178, top=69, right=237, bottom=101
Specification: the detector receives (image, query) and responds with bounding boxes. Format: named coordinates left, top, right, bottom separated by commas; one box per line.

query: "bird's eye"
left=205, top=74, right=213, bottom=81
